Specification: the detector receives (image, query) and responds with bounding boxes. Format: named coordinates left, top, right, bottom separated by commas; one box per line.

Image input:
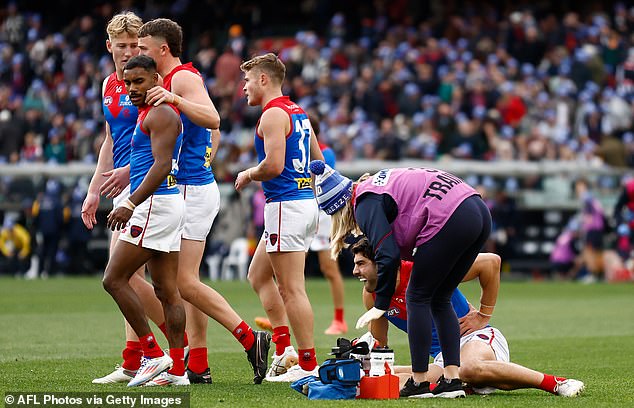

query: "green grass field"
left=1, top=276, right=633, bottom=407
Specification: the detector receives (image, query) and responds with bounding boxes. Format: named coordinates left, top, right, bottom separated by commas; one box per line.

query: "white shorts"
left=119, top=194, right=184, bottom=252
left=432, top=326, right=510, bottom=395
left=263, top=199, right=318, bottom=252
left=177, top=182, right=220, bottom=241
left=309, top=210, right=332, bottom=252
left=113, top=184, right=131, bottom=208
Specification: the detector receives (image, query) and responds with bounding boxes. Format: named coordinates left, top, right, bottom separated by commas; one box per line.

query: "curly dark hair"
left=124, top=55, right=157, bottom=72
left=350, top=237, right=374, bottom=261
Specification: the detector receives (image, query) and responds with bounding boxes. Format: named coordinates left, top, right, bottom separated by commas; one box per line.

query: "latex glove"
left=356, top=307, right=386, bottom=329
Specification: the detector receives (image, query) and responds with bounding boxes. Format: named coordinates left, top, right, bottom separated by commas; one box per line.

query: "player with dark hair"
left=136, top=18, right=270, bottom=385
left=83, top=12, right=180, bottom=384
left=103, top=54, right=187, bottom=387
left=350, top=237, right=585, bottom=398
left=311, top=162, right=490, bottom=397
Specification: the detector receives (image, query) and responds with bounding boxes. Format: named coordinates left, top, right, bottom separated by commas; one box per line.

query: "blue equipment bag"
left=318, top=358, right=362, bottom=385
left=290, top=359, right=361, bottom=400
left=307, top=379, right=358, bottom=400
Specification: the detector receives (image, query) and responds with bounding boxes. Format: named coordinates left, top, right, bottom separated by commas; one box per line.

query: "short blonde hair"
left=240, top=53, right=286, bottom=84
left=106, top=12, right=142, bottom=39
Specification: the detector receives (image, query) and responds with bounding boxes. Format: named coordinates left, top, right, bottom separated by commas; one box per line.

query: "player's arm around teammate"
left=145, top=66, right=219, bottom=129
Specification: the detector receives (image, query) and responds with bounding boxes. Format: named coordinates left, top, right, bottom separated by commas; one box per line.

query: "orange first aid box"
left=357, top=363, right=399, bottom=399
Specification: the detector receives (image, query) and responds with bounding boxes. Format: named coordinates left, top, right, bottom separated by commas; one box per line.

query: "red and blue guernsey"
left=162, top=63, right=214, bottom=186
left=255, top=96, right=314, bottom=202
left=374, top=261, right=471, bottom=358
left=129, top=104, right=183, bottom=195
left=102, top=73, right=138, bottom=168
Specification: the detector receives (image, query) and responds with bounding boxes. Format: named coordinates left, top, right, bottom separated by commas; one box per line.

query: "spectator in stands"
left=43, top=130, right=67, bottom=164
left=19, top=131, right=43, bottom=162
left=2, top=2, right=634, bottom=168
left=0, top=107, right=24, bottom=162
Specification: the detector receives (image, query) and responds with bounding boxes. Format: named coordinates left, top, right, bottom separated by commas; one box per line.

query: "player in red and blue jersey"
left=350, top=237, right=585, bottom=398
left=104, top=54, right=187, bottom=387
left=82, top=13, right=177, bottom=385
left=138, top=18, right=270, bottom=385
left=235, top=53, right=325, bottom=382
left=254, top=114, right=348, bottom=336
left=366, top=259, right=471, bottom=357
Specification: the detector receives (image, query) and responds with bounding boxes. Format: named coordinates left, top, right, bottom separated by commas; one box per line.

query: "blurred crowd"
left=1, top=1, right=634, bottom=171
left=2, top=1, right=634, bottom=278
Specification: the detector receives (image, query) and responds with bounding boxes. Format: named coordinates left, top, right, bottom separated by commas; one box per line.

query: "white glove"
left=355, top=307, right=386, bottom=329
left=352, top=331, right=377, bottom=348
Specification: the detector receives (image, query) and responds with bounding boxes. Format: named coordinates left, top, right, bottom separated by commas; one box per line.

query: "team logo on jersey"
left=477, top=334, right=490, bottom=341
left=103, top=96, right=113, bottom=106
left=119, top=94, right=133, bottom=107
left=204, top=146, right=212, bottom=168
left=130, top=225, right=143, bottom=238
left=269, top=233, right=278, bottom=246
left=294, top=177, right=312, bottom=189
left=372, top=169, right=392, bottom=186
left=386, top=307, right=400, bottom=317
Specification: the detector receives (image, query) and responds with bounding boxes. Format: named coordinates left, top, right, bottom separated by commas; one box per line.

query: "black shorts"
left=584, top=230, right=604, bottom=250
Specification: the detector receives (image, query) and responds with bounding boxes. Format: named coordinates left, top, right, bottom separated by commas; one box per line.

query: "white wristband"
left=120, top=198, right=136, bottom=212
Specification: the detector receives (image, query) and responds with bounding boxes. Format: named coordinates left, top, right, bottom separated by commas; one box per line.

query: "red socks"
left=168, top=348, right=185, bottom=376
left=232, top=321, right=255, bottom=351
left=272, top=326, right=291, bottom=356
left=187, top=347, right=208, bottom=374
left=158, top=322, right=189, bottom=347
left=139, top=333, right=163, bottom=359
left=121, top=341, right=142, bottom=371
left=334, top=308, right=344, bottom=322
left=540, top=374, right=567, bottom=394
left=297, top=348, right=317, bottom=371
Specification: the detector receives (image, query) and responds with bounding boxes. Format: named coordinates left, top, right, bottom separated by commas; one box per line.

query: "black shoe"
left=432, top=376, right=466, bottom=398
left=400, top=377, right=434, bottom=398
left=246, top=330, right=271, bottom=384
left=186, top=367, right=212, bottom=384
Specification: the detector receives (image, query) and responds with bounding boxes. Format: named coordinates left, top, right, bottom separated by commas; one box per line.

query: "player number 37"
left=292, top=118, right=311, bottom=173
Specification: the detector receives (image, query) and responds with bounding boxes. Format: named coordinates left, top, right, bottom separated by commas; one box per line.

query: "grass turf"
left=1, top=276, right=633, bottom=407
